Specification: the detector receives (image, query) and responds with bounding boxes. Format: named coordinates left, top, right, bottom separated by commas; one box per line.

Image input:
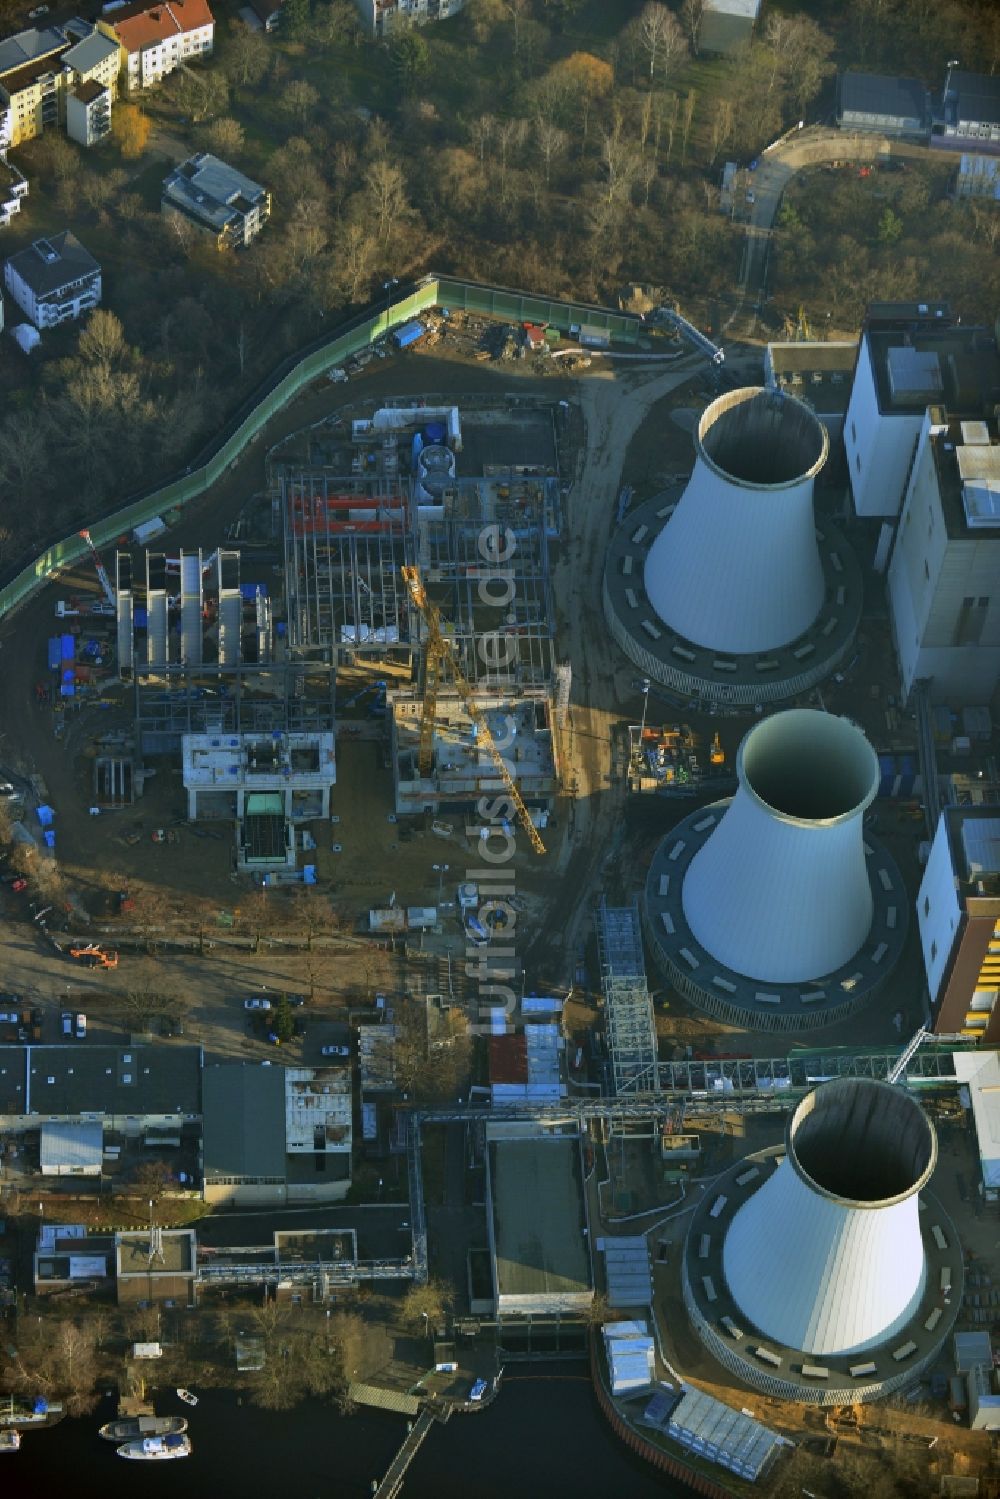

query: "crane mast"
left=78, top=529, right=116, bottom=608
left=401, top=565, right=546, bottom=856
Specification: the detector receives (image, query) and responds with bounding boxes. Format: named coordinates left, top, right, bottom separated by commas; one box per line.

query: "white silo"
left=643, top=387, right=829, bottom=654
left=723, top=1079, right=936, bottom=1355
left=681, top=709, right=878, bottom=984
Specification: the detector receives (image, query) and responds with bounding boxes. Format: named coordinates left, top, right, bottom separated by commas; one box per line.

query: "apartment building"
left=161, top=151, right=270, bottom=248
left=0, top=22, right=118, bottom=149
left=4, top=230, right=101, bottom=329
left=351, top=0, right=467, bottom=38
left=106, top=0, right=214, bottom=95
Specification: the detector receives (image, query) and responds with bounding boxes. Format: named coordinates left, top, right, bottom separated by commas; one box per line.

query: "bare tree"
left=680, top=88, right=697, bottom=165
left=679, top=0, right=704, bottom=54
left=709, top=97, right=735, bottom=164
left=284, top=79, right=319, bottom=130
left=363, top=157, right=409, bottom=243
left=635, top=2, right=687, bottom=81
left=534, top=118, right=568, bottom=185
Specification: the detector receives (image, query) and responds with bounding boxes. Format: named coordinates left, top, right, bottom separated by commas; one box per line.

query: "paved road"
left=734, top=124, right=940, bottom=327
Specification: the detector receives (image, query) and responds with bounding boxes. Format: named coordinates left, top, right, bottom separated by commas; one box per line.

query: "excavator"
left=69, top=943, right=119, bottom=970
left=400, top=565, right=545, bottom=856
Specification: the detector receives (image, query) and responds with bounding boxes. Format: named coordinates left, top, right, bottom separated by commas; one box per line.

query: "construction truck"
left=69, top=944, right=119, bottom=970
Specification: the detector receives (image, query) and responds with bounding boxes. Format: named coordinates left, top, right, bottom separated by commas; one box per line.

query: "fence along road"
left=0, top=277, right=647, bottom=624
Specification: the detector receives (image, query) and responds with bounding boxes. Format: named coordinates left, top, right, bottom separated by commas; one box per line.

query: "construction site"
left=1, top=293, right=1000, bottom=1498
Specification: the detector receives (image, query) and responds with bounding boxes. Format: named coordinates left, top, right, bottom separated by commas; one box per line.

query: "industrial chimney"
left=682, top=709, right=878, bottom=984
left=724, top=1079, right=936, bottom=1355
left=643, top=387, right=829, bottom=655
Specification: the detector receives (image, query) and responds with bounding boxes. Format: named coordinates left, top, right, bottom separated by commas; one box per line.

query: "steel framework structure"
left=597, top=898, right=659, bottom=1096
left=281, top=470, right=415, bottom=660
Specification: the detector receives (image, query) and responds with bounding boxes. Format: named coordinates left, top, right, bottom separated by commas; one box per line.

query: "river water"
left=7, top=1367, right=685, bottom=1498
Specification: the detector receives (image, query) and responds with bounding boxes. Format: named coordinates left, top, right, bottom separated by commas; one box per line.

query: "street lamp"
left=944, top=59, right=960, bottom=113
left=432, top=863, right=450, bottom=904
left=638, top=679, right=651, bottom=741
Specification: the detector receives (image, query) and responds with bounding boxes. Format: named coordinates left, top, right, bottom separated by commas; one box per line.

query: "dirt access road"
left=526, top=347, right=763, bottom=985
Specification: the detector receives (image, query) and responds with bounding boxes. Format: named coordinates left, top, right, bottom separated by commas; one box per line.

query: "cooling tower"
left=682, top=710, right=878, bottom=984
left=725, top=1080, right=935, bottom=1354
left=602, top=388, right=862, bottom=707
left=643, top=388, right=829, bottom=655
left=681, top=1079, right=962, bottom=1404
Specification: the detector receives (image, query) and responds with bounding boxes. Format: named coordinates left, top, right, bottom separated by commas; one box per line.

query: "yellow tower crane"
left=401, top=565, right=546, bottom=856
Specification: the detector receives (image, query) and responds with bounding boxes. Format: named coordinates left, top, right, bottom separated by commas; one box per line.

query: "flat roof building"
left=0, top=1044, right=201, bottom=1130
left=942, top=71, right=1000, bottom=153
left=764, top=340, right=858, bottom=440
left=838, top=72, right=929, bottom=136
left=202, top=1062, right=352, bottom=1207
left=844, top=302, right=1000, bottom=519
left=887, top=405, right=1000, bottom=703
left=917, top=807, right=1000, bottom=1041
left=486, top=1126, right=593, bottom=1316
left=162, top=151, right=270, bottom=249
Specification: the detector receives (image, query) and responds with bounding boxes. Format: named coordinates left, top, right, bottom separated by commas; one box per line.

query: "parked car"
left=88, top=601, right=116, bottom=616
left=0, top=783, right=16, bottom=797
left=75, top=1013, right=87, bottom=1039
left=469, top=1380, right=488, bottom=1402
left=0, top=1011, right=19, bottom=1025
left=746, top=189, right=756, bottom=205
left=243, top=997, right=272, bottom=1011
left=61, top=1012, right=73, bottom=1036
left=320, top=1044, right=349, bottom=1058
left=284, top=993, right=306, bottom=1007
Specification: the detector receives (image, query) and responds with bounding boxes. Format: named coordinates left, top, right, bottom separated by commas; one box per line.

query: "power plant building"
left=886, top=404, right=1000, bottom=705
left=843, top=303, right=1000, bottom=520
left=644, top=710, right=907, bottom=1031
left=603, top=387, right=861, bottom=705
left=917, top=805, right=1000, bottom=1042
left=683, top=1079, right=962, bottom=1404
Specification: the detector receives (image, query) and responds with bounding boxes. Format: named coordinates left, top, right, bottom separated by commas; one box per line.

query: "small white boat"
left=117, top=1433, right=191, bottom=1461
left=176, top=1388, right=198, bottom=1407
left=0, top=1430, right=21, bottom=1453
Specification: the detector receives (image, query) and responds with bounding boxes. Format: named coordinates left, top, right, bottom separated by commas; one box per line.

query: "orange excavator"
left=69, top=944, right=119, bottom=970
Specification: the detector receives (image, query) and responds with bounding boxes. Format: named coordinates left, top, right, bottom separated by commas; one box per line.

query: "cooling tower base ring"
left=603, top=488, right=862, bottom=709
left=679, top=1146, right=962, bottom=1406
left=643, top=801, right=908, bottom=1031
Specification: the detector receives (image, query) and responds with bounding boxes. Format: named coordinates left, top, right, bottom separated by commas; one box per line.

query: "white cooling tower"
left=723, top=1079, right=937, bottom=1355
left=643, top=387, right=829, bottom=654
left=681, top=710, right=878, bottom=984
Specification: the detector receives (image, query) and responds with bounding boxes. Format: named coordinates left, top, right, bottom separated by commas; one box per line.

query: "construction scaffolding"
left=116, top=549, right=335, bottom=756
left=413, top=476, right=556, bottom=689
left=281, top=471, right=414, bottom=660
left=598, top=898, right=659, bottom=1097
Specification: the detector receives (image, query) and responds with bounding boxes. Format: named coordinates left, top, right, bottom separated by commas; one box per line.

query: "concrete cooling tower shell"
left=681, top=1079, right=963, bottom=1404
left=643, top=388, right=828, bottom=656
left=724, top=1081, right=935, bottom=1355
left=643, top=710, right=908, bottom=1030
left=602, top=388, right=863, bottom=707
left=682, top=710, right=878, bottom=984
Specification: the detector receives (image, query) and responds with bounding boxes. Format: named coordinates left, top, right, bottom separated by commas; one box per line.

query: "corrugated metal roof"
left=40, top=1120, right=103, bottom=1171
left=665, top=1387, right=782, bottom=1480
left=839, top=71, right=928, bottom=122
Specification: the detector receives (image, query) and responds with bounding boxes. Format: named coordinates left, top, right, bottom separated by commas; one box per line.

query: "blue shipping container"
left=240, top=583, right=267, bottom=601
left=61, top=634, right=75, bottom=661
left=393, top=320, right=425, bottom=350
left=47, top=638, right=61, bottom=671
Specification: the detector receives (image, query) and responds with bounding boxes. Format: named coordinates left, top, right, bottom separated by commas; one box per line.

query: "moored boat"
left=99, top=1415, right=187, bottom=1442
left=117, top=1433, right=191, bottom=1461
left=176, top=1388, right=199, bottom=1406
